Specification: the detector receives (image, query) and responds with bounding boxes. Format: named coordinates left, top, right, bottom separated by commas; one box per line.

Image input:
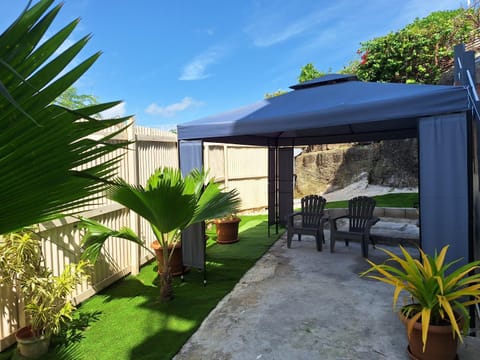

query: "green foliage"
left=264, top=89, right=288, bottom=98
left=0, top=230, right=90, bottom=338
left=361, top=245, right=480, bottom=352
left=356, top=9, right=478, bottom=84
left=339, top=59, right=360, bottom=75
left=298, top=63, right=326, bottom=83
left=55, top=86, right=99, bottom=110
left=0, top=0, right=130, bottom=234
left=325, top=192, right=419, bottom=209
left=24, top=215, right=281, bottom=360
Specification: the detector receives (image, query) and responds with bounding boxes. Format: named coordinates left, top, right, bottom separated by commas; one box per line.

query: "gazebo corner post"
left=278, top=145, right=294, bottom=227
left=267, top=140, right=279, bottom=236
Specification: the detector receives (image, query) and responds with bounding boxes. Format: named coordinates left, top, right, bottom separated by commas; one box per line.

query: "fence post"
left=127, top=120, right=141, bottom=275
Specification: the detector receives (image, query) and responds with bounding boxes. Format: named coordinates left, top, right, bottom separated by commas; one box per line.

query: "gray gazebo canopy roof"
left=178, top=72, right=477, bottom=275
left=177, top=74, right=469, bottom=146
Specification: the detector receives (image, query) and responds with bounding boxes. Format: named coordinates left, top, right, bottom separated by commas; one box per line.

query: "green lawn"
left=1, top=215, right=282, bottom=360
left=1, top=194, right=417, bottom=360
left=324, top=192, right=419, bottom=209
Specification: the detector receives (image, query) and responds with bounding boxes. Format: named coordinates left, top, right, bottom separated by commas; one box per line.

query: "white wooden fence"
left=0, top=123, right=268, bottom=350
left=204, top=143, right=268, bottom=212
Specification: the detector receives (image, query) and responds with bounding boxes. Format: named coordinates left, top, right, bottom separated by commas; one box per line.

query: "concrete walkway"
left=174, top=230, right=480, bottom=360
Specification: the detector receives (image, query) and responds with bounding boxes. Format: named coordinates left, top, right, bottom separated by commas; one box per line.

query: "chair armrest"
left=329, top=215, right=348, bottom=231
left=362, top=217, right=380, bottom=234
left=288, top=211, right=302, bottom=218
left=287, top=211, right=302, bottom=226
left=330, top=215, right=349, bottom=223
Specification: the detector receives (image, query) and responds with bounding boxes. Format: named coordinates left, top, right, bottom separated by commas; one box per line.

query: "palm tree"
left=81, top=167, right=240, bottom=301
left=0, top=0, right=130, bottom=234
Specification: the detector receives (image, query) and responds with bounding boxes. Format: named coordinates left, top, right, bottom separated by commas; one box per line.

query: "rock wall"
left=294, top=139, right=418, bottom=197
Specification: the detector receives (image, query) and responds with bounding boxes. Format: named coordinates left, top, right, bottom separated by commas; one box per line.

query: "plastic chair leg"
left=316, top=233, right=323, bottom=252
left=287, top=231, right=293, bottom=248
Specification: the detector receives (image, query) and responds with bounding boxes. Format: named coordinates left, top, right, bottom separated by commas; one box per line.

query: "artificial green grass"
left=0, top=215, right=282, bottom=360
left=325, top=192, right=419, bottom=209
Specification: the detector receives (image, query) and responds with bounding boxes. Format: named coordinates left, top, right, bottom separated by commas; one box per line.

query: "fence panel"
left=0, top=128, right=270, bottom=350
left=204, top=143, right=268, bottom=212
left=0, top=123, right=178, bottom=350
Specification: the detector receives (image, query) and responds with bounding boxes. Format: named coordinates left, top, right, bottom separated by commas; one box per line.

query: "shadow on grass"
left=0, top=311, right=102, bottom=360
left=52, top=311, right=103, bottom=347
left=4, top=215, right=283, bottom=360
left=126, top=216, right=284, bottom=359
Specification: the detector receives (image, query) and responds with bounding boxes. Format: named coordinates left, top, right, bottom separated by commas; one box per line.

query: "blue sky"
left=1, top=0, right=467, bottom=130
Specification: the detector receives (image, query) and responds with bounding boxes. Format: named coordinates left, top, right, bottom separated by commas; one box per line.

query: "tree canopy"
left=356, top=9, right=478, bottom=84
left=297, top=7, right=479, bottom=85
left=55, top=86, right=99, bottom=109
left=298, top=63, right=325, bottom=83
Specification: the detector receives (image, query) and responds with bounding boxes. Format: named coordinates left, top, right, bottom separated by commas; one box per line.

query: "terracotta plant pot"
left=16, top=326, right=50, bottom=359
left=400, top=312, right=459, bottom=360
left=214, top=217, right=241, bottom=244
left=151, top=241, right=185, bottom=276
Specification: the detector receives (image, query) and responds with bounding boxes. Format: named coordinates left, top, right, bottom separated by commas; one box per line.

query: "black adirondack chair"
left=287, top=195, right=328, bottom=251
left=329, top=196, right=379, bottom=258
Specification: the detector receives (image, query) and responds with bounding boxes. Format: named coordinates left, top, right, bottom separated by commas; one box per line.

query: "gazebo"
left=177, top=45, right=480, bottom=274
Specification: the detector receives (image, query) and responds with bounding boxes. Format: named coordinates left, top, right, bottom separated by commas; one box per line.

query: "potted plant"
left=0, top=230, right=90, bottom=359
left=361, top=245, right=480, bottom=360
left=150, top=240, right=185, bottom=276
left=214, top=214, right=241, bottom=244
left=80, top=167, right=240, bottom=302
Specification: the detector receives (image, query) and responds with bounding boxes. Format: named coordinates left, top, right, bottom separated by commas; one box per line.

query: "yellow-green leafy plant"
left=0, top=230, right=90, bottom=338
left=361, top=245, right=480, bottom=352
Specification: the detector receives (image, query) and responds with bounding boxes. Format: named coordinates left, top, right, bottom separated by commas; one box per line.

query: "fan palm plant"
left=80, top=167, right=240, bottom=301
left=0, top=0, right=130, bottom=234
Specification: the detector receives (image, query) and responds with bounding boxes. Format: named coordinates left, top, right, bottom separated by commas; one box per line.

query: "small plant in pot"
left=213, top=214, right=241, bottom=244
left=361, top=245, right=480, bottom=360
left=0, top=230, right=90, bottom=359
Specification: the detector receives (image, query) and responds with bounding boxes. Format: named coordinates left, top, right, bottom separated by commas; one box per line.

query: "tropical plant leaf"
left=361, top=245, right=480, bottom=350
left=79, top=217, right=144, bottom=263
left=0, top=0, right=130, bottom=234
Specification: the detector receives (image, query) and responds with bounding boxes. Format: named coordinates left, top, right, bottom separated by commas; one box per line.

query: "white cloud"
left=100, top=102, right=127, bottom=119
left=179, top=46, right=225, bottom=80
left=244, top=2, right=329, bottom=47
left=145, top=97, right=203, bottom=117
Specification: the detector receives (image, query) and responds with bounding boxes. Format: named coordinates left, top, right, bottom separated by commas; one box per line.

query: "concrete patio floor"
left=174, top=230, right=480, bottom=360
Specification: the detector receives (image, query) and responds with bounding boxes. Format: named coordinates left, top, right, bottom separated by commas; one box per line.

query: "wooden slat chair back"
left=348, top=196, right=376, bottom=232
left=301, top=195, right=325, bottom=229
left=329, top=196, right=379, bottom=258
left=287, top=195, right=328, bottom=251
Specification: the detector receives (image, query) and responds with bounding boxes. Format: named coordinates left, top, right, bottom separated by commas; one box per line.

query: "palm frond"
left=0, top=0, right=130, bottom=234
left=78, top=218, right=144, bottom=263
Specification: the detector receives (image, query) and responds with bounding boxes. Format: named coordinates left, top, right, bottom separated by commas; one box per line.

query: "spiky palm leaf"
left=361, top=245, right=480, bottom=352
left=80, top=167, right=240, bottom=261
left=80, top=167, right=240, bottom=301
left=0, top=0, right=130, bottom=234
